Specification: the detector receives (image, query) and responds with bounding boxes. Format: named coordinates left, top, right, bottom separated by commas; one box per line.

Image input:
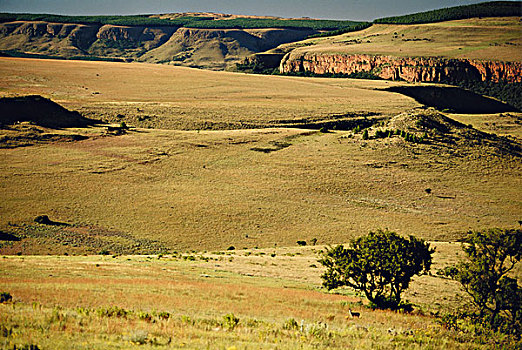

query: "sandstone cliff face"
left=280, top=53, right=522, bottom=83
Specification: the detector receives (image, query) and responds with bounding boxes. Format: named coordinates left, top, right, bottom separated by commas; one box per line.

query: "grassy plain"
left=1, top=120, right=520, bottom=252
left=0, top=57, right=418, bottom=129
left=0, top=43, right=521, bottom=349
left=2, top=242, right=519, bottom=349
left=276, top=17, right=522, bottom=61
left=0, top=58, right=521, bottom=252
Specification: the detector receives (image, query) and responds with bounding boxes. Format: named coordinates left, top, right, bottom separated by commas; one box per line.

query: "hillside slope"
left=275, top=17, right=521, bottom=81
left=0, top=20, right=318, bottom=69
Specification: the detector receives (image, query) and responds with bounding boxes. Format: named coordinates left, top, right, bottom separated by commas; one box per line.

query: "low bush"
left=282, top=318, right=299, bottom=330
left=0, top=292, right=12, bottom=303
left=96, top=306, right=130, bottom=318
left=222, top=313, right=240, bottom=330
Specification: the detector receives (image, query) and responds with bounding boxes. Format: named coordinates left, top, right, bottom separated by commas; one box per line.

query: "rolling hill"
left=0, top=3, right=521, bottom=348
left=0, top=12, right=364, bottom=69
left=1, top=57, right=521, bottom=253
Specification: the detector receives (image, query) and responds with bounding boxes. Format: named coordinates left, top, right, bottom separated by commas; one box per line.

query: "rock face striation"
left=280, top=53, right=522, bottom=83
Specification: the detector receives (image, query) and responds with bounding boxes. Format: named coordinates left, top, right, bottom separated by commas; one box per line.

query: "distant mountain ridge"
left=0, top=21, right=323, bottom=69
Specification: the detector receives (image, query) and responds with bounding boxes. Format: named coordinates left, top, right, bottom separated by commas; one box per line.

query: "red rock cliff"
left=279, top=53, right=522, bottom=83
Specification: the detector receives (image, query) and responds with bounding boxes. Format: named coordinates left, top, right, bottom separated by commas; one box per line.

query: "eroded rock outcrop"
left=280, top=53, right=522, bottom=83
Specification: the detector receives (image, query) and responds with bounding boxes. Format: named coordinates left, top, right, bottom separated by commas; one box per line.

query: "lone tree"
left=319, top=229, right=434, bottom=310
left=451, top=228, right=521, bottom=336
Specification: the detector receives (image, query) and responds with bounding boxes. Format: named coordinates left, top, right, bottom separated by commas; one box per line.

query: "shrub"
left=283, top=318, right=299, bottom=330
left=451, top=228, right=521, bottom=337
left=362, top=129, right=369, bottom=140
left=156, top=311, right=170, bottom=320
left=222, top=313, right=240, bottom=330
left=127, top=330, right=149, bottom=345
left=96, top=306, right=129, bottom=318
left=0, top=292, right=12, bottom=303
left=319, top=229, right=434, bottom=310
left=137, top=311, right=153, bottom=322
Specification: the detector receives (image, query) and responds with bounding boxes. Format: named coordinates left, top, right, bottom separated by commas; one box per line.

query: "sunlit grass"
left=0, top=251, right=503, bottom=349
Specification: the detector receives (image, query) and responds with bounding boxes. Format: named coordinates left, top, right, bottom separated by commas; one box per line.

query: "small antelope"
left=348, top=308, right=360, bottom=318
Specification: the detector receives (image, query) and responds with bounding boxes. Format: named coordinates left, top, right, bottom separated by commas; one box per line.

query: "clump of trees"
left=361, top=128, right=427, bottom=143
left=0, top=13, right=200, bottom=27
left=184, top=18, right=364, bottom=30
left=308, top=23, right=372, bottom=38
left=445, top=228, right=521, bottom=337
left=325, top=227, right=521, bottom=340
left=319, top=229, right=434, bottom=310
left=0, top=13, right=366, bottom=31
left=375, top=1, right=522, bottom=25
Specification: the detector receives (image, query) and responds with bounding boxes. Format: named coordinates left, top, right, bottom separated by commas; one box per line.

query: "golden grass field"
left=0, top=57, right=418, bottom=129
left=0, top=55, right=521, bottom=348
left=2, top=242, right=520, bottom=349
left=275, top=17, right=522, bottom=61
left=0, top=57, right=521, bottom=253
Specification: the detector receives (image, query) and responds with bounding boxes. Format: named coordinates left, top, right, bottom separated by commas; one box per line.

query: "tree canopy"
left=375, top=1, right=522, bottom=25
left=319, top=229, right=434, bottom=310
left=451, top=228, right=521, bottom=336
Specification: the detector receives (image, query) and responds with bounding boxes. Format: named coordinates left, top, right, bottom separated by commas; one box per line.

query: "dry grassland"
left=0, top=58, right=520, bottom=253
left=0, top=57, right=418, bottom=129
left=2, top=242, right=517, bottom=349
left=0, top=54, right=521, bottom=349
left=277, top=17, right=522, bottom=61
left=0, top=121, right=520, bottom=252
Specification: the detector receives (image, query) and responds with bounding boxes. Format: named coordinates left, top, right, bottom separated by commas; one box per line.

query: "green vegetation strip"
left=0, top=13, right=202, bottom=27
left=0, top=12, right=365, bottom=31
left=375, top=1, right=522, bottom=24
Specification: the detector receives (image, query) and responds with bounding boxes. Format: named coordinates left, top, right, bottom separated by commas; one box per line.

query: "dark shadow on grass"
left=0, top=95, right=99, bottom=129
left=34, top=215, right=70, bottom=226
left=385, top=86, right=518, bottom=114
left=0, top=231, right=20, bottom=241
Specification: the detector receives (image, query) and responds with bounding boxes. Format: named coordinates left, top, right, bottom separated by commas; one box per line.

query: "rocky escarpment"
left=280, top=53, right=522, bottom=83
left=138, top=27, right=317, bottom=69
left=0, top=20, right=316, bottom=69
left=0, top=21, right=100, bottom=55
